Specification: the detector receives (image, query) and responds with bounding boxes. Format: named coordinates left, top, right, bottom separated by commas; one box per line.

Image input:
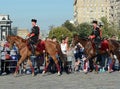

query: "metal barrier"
left=1, top=59, right=18, bottom=74
left=0, top=45, right=19, bottom=72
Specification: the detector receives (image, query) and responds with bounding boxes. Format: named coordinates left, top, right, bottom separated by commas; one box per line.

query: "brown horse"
left=110, top=40, right=120, bottom=67
left=72, top=35, right=119, bottom=73
left=6, top=35, right=65, bottom=76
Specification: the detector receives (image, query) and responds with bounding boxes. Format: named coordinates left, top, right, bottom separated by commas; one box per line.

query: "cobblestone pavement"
left=0, top=71, right=120, bottom=89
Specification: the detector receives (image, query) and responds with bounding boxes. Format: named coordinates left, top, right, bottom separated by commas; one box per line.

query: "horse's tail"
left=56, top=43, right=64, bottom=61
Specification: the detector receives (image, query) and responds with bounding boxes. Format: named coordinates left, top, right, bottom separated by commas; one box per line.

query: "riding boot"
left=95, top=38, right=101, bottom=54
left=95, top=44, right=99, bottom=55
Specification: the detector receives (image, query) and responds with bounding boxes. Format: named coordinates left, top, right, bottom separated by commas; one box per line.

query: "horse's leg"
left=36, top=56, right=43, bottom=73
left=36, top=60, right=41, bottom=73
left=14, top=56, right=26, bottom=76
left=27, top=59, right=35, bottom=76
left=51, top=55, right=61, bottom=76
left=89, top=59, right=94, bottom=72
left=23, top=61, right=27, bottom=73
left=93, top=57, right=98, bottom=73
left=42, top=54, right=50, bottom=74
left=86, top=54, right=97, bottom=73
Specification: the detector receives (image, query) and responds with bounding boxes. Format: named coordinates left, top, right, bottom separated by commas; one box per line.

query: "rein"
left=14, top=38, right=27, bottom=51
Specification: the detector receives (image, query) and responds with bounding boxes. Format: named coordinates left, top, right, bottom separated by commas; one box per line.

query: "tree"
left=100, top=17, right=119, bottom=38
left=49, top=26, right=73, bottom=42
left=62, top=20, right=76, bottom=32
left=75, top=22, right=92, bottom=37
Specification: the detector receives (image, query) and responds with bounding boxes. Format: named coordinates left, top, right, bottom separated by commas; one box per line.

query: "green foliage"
left=48, top=18, right=120, bottom=41
left=75, top=22, right=92, bottom=37
left=102, top=26, right=117, bottom=38
left=100, top=17, right=119, bottom=38
left=49, top=26, right=73, bottom=42
left=62, top=20, right=76, bottom=32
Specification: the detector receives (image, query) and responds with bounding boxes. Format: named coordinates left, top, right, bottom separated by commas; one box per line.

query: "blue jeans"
left=101, top=53, right=108, bottom=68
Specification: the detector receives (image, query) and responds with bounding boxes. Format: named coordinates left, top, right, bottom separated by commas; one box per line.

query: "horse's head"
left=72, top=35, right=79, bottom=47
left=72, top=34, right=89, bottom=47
left=6, top=35, right=27, bottom=50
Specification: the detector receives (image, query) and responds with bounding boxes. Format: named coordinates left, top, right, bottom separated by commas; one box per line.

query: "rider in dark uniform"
left=27, top=19, right=40, bottom=56
left=89, top=20, right=101, bottom=54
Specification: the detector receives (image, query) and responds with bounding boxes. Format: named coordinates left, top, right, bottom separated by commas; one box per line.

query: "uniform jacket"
left=30, top=26, right=40, bottom=43
left=91, top=27, right=100, bottom=38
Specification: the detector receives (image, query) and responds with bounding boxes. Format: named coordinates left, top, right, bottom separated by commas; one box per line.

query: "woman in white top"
left=60, top=39, right=68, bottom=55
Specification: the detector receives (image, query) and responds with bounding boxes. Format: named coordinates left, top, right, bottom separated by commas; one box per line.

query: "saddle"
left=92, top=39, right=109, bottom=51
left=36, top=39, right=45, bottom=52
left=27, top=39, right=45, bottom=52
left=34, top=39, right=42, bottom=48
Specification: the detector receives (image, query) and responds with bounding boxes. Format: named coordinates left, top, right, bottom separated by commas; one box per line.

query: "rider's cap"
left=92, top=20, right=98, bottom=24
left=31, top=19, right=37, bottom=23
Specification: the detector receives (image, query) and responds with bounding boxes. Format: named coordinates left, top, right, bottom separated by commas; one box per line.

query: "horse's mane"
left=80, top=37, right=89, bottom=41
left=15, top=36, right=27, bottom=43
left=74, top=34, right=89, bottom=41
left=110, top=39, right=120, bottom=47
left=78, top=36, right=90, bottom=41
left=16, top=35, right=23, bottom=39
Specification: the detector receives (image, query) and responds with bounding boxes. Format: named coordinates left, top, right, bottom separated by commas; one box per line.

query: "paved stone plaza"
left=0, top=71, right=120, bottom=89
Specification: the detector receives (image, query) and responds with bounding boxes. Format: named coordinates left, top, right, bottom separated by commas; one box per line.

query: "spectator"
left=66, top=44, right=74, bottom=72
left=52, top=36, right=57, bottom=42
left=61, top=38, right=68, bottom=55
left=45, top=37, right=52, bottom=41
left=65, top=36, right=69, bottom=51
left=74, top=43, right=83, bottom=72
left=1, top=41, right=11, bottom=74
left=3, top=41, right=10, bottom=52
left=73, top=42, right=88, bottom=73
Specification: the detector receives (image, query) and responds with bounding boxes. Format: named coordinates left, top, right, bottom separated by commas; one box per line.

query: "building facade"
left=74, top=0, right=110, bottom=25
left=17, top=29, right=29, bottom=38
left=0, top=15, right=12, bottom=41
left=109, top=0, right=120, bottom=29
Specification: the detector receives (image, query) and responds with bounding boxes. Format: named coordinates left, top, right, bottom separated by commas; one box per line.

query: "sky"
left=0, top=0, right=74, bottom=30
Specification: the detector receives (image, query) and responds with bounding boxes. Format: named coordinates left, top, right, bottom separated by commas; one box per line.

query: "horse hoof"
left=83, top=69, right=88, bottom=74
left=57, top=72, right=61, bottom=76
left=14, top=74, right=17, bottom=77
left=108, top=70, right=113, bottom=73
left=14, top=72, right=17, bottom=77
left=32, top=73, right=35, bottom=77
left=42, top=71, right=45, bottom=75
left=94, top=71, right=98, bottom=74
